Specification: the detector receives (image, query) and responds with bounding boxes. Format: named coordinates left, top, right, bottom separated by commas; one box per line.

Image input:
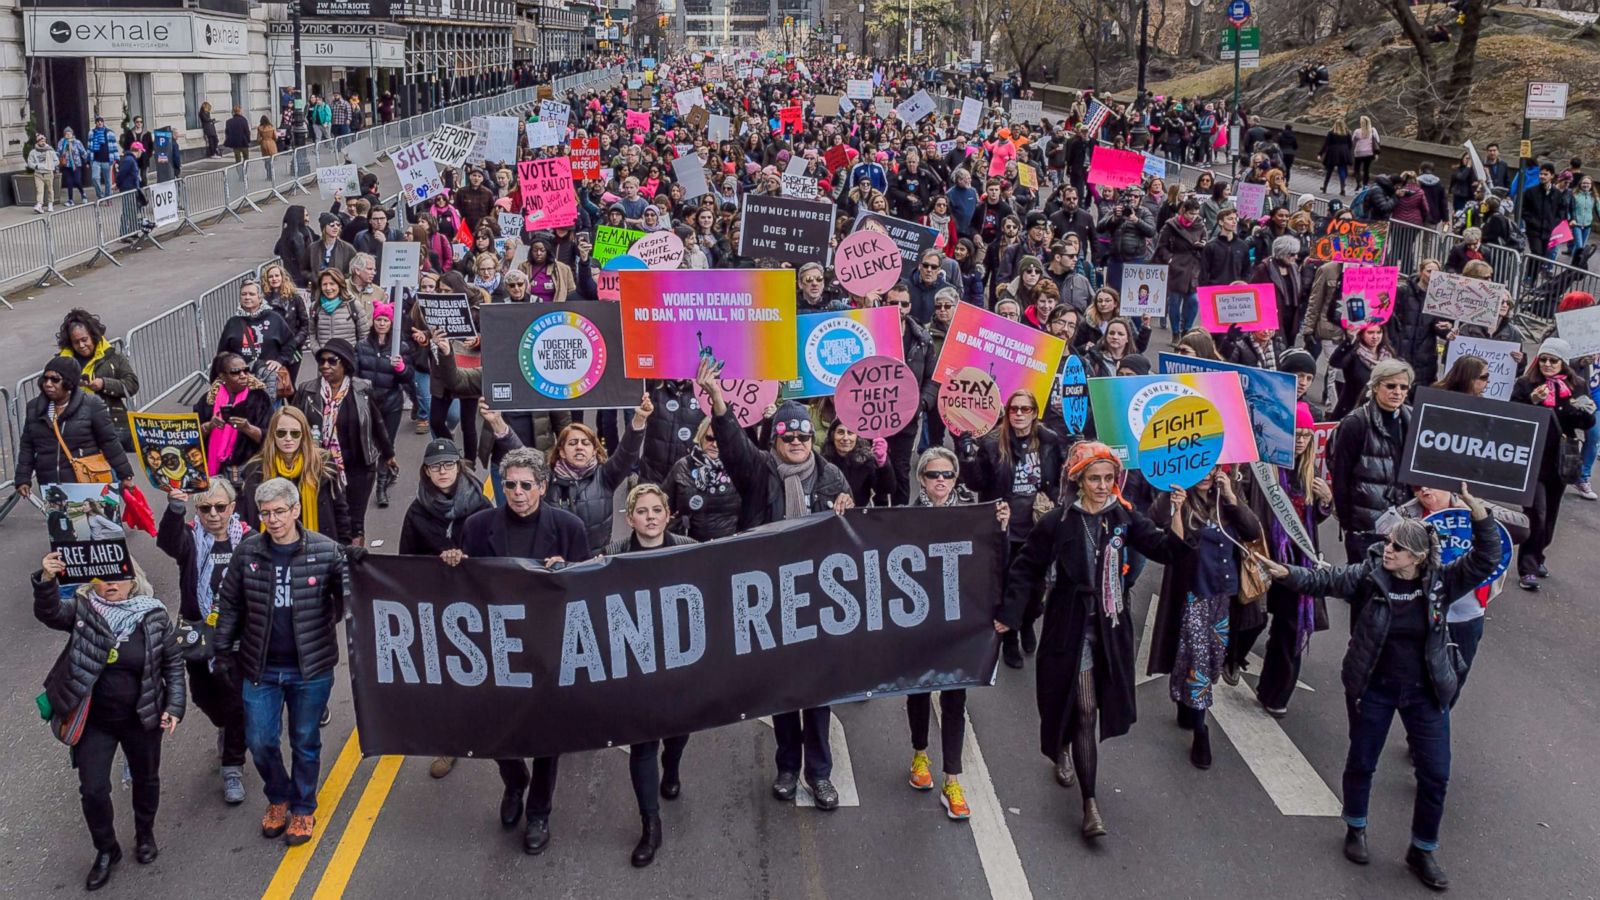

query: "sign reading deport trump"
left=1399, top=387, right=1551, bottom=506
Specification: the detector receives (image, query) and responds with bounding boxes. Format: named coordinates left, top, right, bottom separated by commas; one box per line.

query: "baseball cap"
left=423, top=439, right=461, bottom=466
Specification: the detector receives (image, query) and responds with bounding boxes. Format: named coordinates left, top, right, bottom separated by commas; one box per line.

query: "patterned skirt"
left=1169, top=592, right=1230, bottom=712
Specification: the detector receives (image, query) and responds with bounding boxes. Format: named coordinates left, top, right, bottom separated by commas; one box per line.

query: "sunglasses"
left=778, top=433, right=810, bottom=444
left=921, top=470, right=957, bottom=480
left=225, top=367, right=248, bottom=376
left=896, top=300, right=913, bottom=308
left=275, top=428, right=303, bottom=439
left=41, top=374, right=63, bottom=385
left=934, top=303, right=955, bottom=310
left=801, top=276, right=824, bottom=284
left=195, top=503, right=230, bottom=514
left=316, top=356, right=341, bottom=367
left=504, top=479, right=539, bottom=492
left=919, top=262, right=941, bottom=270
left=1007, top=405, right=1037, bottom=414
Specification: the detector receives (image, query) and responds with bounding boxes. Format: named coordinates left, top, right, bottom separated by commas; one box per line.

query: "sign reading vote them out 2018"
left=1399, top=386, right=1552, bottom=506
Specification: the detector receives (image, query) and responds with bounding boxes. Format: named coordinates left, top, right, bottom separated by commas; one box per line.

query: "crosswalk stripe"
left=758, top=714, right=861, bottom=807
left=1208, top=680, right=1343, bottom=817
left=933, top=706, right=1034, bottom=900
left=1135, top=591, right=1161, bottom=685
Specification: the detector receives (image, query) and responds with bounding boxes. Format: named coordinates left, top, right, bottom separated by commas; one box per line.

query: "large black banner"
left=346, top=506, right=1003, bottom=759
left=738, top=195, right=837, bottom=267
left=478, top=302, right=643, bottom=411
left=1399, top=386, right=1551, bottom=506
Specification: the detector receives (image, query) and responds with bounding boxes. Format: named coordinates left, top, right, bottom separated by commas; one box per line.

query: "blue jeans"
left=243, top=668, right=335, bottom=815
left=1573, top=225, right=1591, bottom=253
left=1342, top=674, right=1451, bottom=850
left=1166, top=290, right=1198, bottom=335
left=92, top=161, right=113, bottom=198
left=1446, top=617, right=1483, bottom=691
left=1582, top=418, right=1599, bottom=480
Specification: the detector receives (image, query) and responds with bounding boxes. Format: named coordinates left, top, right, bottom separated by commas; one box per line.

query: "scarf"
left=1075, top=505, right=1124, bottom=625
left=552, top=456, right=599, bottom=483
left=474, top=272, right=503, bottom=294
left=193, top=514, right=248, bottom=619
left=89, top=594, right=163, bottom=643
left=1542, top=374, right=1571, bottom=407
left=928, top=211, right=951, bottom=236
left=1355, top=341, right=1391, bottom=369
left=207, top=383, right=248, bottom=474
left=776, top=452, right=818, bottom=520
left=319, top=294, right=344, bottom=315
left=320, top=377, right=350, bottom=485
left=63, top=339, right=112, bottom=384
left=272, top=453, right=320, bottom=533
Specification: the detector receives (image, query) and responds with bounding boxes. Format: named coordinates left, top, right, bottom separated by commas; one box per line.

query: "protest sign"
left=1443, top=336, right=1519, bottom=401
left=784, top=155, right=809, bottom=177
left=1139, top=396, right=1225, bottom=490
left=569, top=138, right=602, bottom=181
left=1234, top=181, right=1267, bottom=221
left=496, top=211, right=524, bottom=238
left=393, top=139, right=443, bottom=207
left=673, top=155, right=711, bottom=201
left=789, top=306, right=904, bottom=398
left=1400, top=386, right=1551, bottom=505
left=626, top=109, right=651, bottom=130
left=415, top=293, right=477, bottom=339
left=482, top=116, right=520, bottom=165
left=427, top=123, right=477, bottom=171
left=777, top=105, right=804, bottom=133
left=1059, top=354, right=1089, bottom=434
left=738, top=195, right=836, bottom=267
left=824, top=144, right=852, bottom=174
left=316, top=164, right=360, bottom=200
left=873, top=97, right=893, bottom=118
left=1556, top=304, right=1600, bottom=358
left=379, top=242, right=420, bottom=291
left=958, top=98, right=983, bottom=133
left=694, top=377, right=778, bottom=428
left=835, top=356, right=921, bottom=439
left=781, top=173, right=821, bottom=200
left=129, top=412, right=208, bottom=493
left=1425, top=508, right=1513, bottom=590
left=343, top=137, right=378, bottom=167
left=853, top=210, right=939, bottom=282
left=39, top=483, right=132, bottom=586
left=833, top=230, right=905, bottom=298
left=516, top=157, right=578, bottom=228
left=933, top=302, right=1066, bottom=410
left=345, top=505, right=1002, bottom=760
left=1121, top=263, right=1169, bottom=315
left=1198, top=283, right=1278, bottom=332
left=1010, top=99, right=1043, bottom=124
left=1085, top=372, right=1256, bottom=468
left=1016, top=163, right=1039, bottom=190
left=1158, top=352, right=1295, bottom=467
left=1311, top=219, right=1387, bottom=263
left=1086, top=146, right=1145, bottom=189
left=1141, top=153, right=1169, bottom=180
left=673, top=87, right=705, bottom=116
left=1311, top=422, right=1338, bottom=482
left=539, top=99, right=571, bottom=131
left=594, top=225, right=645, bottom=265
left=847, top=78, right=874, bottom=100
left=619, top=269, right=798, bottom=380
left=631, top=230, right=686, bottom=270
left=149, top=180, right=179, bottom=226
left=813, top=95, right=842, bottom=118
left=479, top=302, right=642, bottom=411
left=525, top=120, right=561, bottom=148
left=708, top=114, right=732, bottom=142
left=938, top=367, right=1002, bottom=438
left=1550, top=220, right=1574, bottom=248
left=1424, top=272, right=1505, bottom=329
left=1339, top=265, right=1400, bottom=326
left=1465, top=140, right=1488, bottom=186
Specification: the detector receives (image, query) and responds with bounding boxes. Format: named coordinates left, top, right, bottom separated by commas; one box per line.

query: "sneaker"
left=1535, top=562, right=1550, bottom=579
left=940, top=780, right=971, bottom=820
left=805, top=776, right=840, bottom=811
left=32, top=205, right=42, bottom=214
left=319, top=706, right=331, bottom=727
left=221, top=766, right=245, bottom=805
left=1518, top=574, right=1540, bottom=591
left=772, top=770, right=799, bottom=802
left=261, top=802, right=289, bottom=838
left=1576, top=481, right=1598, bottom=500
left=908, top=751, right=933, bottom=791
left=285, top=814, right=314, bottom=846
left=47, top=203, right=54, bottom=212
left=414, top=420, right=430, bottom=434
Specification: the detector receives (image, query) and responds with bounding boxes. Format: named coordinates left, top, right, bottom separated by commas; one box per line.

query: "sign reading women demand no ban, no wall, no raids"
left=618, top=269, right=798, bottom=381
left=479, top=302, right=643, bottom=412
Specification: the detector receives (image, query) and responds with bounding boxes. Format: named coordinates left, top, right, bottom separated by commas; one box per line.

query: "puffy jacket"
left=14, top=389, right=134, bottom=486
left=1153, top=216, right=1206, bottom=295
left=213, top=529, right=348, bottom=681
left=1280, top=511, right=1500, bottom=709
left=1390, top=186, right=1430, bottom=226
left=711, top=409, right=850, bottom=530
left=603, top=532, right=698, bottom=556
left=355, top=335, right=414, bottom=417
left=639, top=381, right=706, bottom=484
left=499, top=423, right=644, bottom=555
left=237, top=456, right=350, bottom=543
left=1328, top=400, right=1411, bottom=533
left=664, top=449, right=742, bottom=540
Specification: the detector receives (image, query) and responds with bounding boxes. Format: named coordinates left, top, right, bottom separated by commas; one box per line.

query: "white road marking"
left=1135, top=592, right=1161, bottom=685
left=1246, top=652, right=1315, bottom=692
left=758, top=714, right=861, bottom=807
left=932, top=706, right=1034, bottom=900
left=1208, top=679, right=1342, bottom=817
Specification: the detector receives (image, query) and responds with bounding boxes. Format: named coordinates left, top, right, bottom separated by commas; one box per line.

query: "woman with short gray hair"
left=1327, top=357, right=1414, bottom=563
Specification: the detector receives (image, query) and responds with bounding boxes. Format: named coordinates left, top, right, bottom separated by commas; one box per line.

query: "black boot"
left=375, top=476, right=390, bottom=509
left=134, top=833, right=158, bottom=864
left=1406, top=846, right=1449, bottom=890
left=1020, top=617, right=1038, bottom=654
left=1190, top=720, right=1212, bottom=770
left=630, top=814, right=662, bottom=867
left=523, top=817, right=551, bottom=855
left=1176, top=704, right=1195, bottom=730
left=86, top=847, right=120, bottom=891
left=660, top=768, right=681, bottom=800
left=1343, top=826, right=1370, bottom=864
left=1001, top=633, right=1024, bottom=669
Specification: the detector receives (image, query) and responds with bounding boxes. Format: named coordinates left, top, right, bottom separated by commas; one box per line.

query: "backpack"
left=1350, top=185, right=1380, bottom=219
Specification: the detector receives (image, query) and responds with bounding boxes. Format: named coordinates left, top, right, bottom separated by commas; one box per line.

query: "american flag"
left=1082, top=99, right=1110, bottom=136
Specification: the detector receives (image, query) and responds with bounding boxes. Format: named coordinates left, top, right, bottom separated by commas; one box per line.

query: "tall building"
left=672, top=0, right=821, bottom=50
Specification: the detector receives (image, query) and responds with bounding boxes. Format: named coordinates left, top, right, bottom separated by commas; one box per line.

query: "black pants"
left=773, top=707, right=832, bottom=780
left=1255, top=609, right=1306, bottom=710
left=379, top=405, right=402, bottom=451
left=886, top=418, right=919, bottom=505
left=628, top=735, right=689, bottom=817
left=906, top=690, right=966, bottom=775
left=497, top=756, right=560, bottom=820
left=188, top=659, right=247, bottom=767
left=1354, top=156, right=1374, bottom=187
left=74, top=716, right=163, bottom=852
left=345, top=463, right=375, bottom=541
left=430, top=394, right=478, bottom=462
left=1519, top=478, right=1563, bottom=576
left=1001, top=537, right=1044, bottom=651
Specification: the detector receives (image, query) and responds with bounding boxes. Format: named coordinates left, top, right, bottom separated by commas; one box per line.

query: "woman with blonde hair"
left=238, top=405, right=348, bottom=541
left=260, top=261, right=310, bottom=381
left=1352, top=115, right=1380, bottom=189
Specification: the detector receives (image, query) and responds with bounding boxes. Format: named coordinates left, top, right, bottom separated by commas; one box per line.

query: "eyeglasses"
left=504, top=479, right=539, bottom=492
left=258, top=506, right=296, bottom=520
left=425, top=461, right=458, bottom=473
left=934, top=303, right=955, bottom=310
left=225, top=367, right=248, bottom=376
left=41, top=374, right=63, bottom=385
left=921, top=470, right=957, bottom=480
left=778, top=433, right=810, bottom=444
left=196, top=503, right=230, bottom=514
left=1007, top=405, right=1037, bottom=415
left=274, top=428, right=303, bottom=439
left=1539, top=356, right=1563, bottom=365
left=316, top=356, right=341, bottom=367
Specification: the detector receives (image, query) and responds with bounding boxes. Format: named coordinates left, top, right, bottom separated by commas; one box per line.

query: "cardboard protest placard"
left=481, top=116, right=520, bottom=165
left=516, top=157, right=578, bottom=228
left=316, top=164, right=360, bottom=200
left=1086, top=146, right=1145, bottom=189
left=958, top=97, right=983, bottom=134
left=1400, top=386, right=1551, bottom=505
left=932, top=302, right=1066, bottom=410
left=834, top=356, right=921, bottom=439
left=1311, top=218, right=1387, bottom=263
left=1085, top=372, right=1257, bottom=468
left=1424, top=272, right=1505, bottom=329
left=1017, top=163, right=1039, bottom=190
left=1198, top=283, right=1278, bottom=332
left=427, top=123, right=478, bottom=171
left=393, top=139, right=443, bottom=207
left=343, top=137, right=378, bottom=167
left=539, top=99, right=571, bottom=131
left=1158, top=352, right=1296, bottom=468
left=379, top=242, right=421, bottom=290
left=813, top=95, right=842, bottom=118
left=853, top=210, right=938, bottom=282
left=415, top=292, right=477, bottom=339
left=39, top=483, right=133, bottom=586
left=1556, top=304, right=1600, bottom=358
left=707, top=114, right=732, bottom=142
left=738, top=195, right=836, bottom=267
left=693, top=377, right=778, bottom=428
left=833, top=230, right=904, bottom=298
left=628, top=89, right=652, bottom=112
left=493, top=211, right=523, bottom=238
left=618, top=269, right=798, bottom=380
left=479, top=302, right=643, bottom=411
left=1339, top=265, right=1400, bottom=326
left=684, top=105, right=711, bottom=130
left=1444, top=336, right=1519, bottom=401
left=847, top=78, right=874, bottom=100
left=873, top=97, right=893, bottom=118
left=568, top=138, right=602, bottom=181
left=130, top=412, right=209, bottom=493
left=1121, top=263, right=1169, bottom=316
left=673, top=156, right=711, bottom=201
left=673, top=87, right=705, bottom=116
left=1010, top=99, right=1044, bottom=124
left=1142, top=153, right=1169, bottom=180
left=780, top=173, right=820, bottom=200
left=787, top=306, right=904, bottom=398
left=631, top=231, right=686, bottom=270
left=525, top=120, right=561, bottom=149
left=1234, top=181, right=1267, bottom=220
left=594, top=226, right=645, bottom=265
left=937, top=367, right=1001, bottom=438
left=1139, top=395, right=1226, bottom=491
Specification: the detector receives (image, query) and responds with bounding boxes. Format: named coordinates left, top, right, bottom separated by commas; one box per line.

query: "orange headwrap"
left=1065, top=441, right=1132, bottom=509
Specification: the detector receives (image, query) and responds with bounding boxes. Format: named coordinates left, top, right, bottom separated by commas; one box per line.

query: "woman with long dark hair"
left=273, top=207, right=317, bottom=289
left=57, top=308, right=140, bottom=452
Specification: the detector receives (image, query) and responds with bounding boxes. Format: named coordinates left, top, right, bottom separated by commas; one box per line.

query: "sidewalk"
left=2, top=155, right=242, bottom=228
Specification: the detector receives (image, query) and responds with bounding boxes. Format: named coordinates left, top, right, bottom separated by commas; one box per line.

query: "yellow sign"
left=1520, top=139, right=1533, bottom=159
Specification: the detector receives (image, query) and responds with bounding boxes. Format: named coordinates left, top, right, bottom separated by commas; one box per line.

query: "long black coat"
left=1146, top=489, right=1263, bottom=676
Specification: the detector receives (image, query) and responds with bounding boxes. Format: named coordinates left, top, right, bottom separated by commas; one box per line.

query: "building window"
left=183, top=73, right=204, bottom=130
left=125, top=72, right=153, bottom=126
left=232, top=74, right=247, bottom=114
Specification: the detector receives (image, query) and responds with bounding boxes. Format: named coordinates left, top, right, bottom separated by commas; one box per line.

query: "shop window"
left=125, top=72, right=153, bottom=125
left=183, top=73, right=203, bottom=130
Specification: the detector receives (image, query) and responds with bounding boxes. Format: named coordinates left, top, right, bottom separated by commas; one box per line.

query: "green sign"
left=1219, top=27, right=1260, bottom=51
left=593, top=225, right=645, bottom=265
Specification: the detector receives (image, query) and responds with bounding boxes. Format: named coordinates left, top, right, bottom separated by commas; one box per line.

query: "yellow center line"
left=261, top=728, right=366, bottom=900
left=310, top=755, right=404, bottom=899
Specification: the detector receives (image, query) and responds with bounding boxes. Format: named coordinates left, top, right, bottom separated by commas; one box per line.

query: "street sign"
left=1525, top=82, right=1569, bottom=120
left=1219, top=26, right=1259, bottom=65
left=1227, top=0, right=1251, bottom=25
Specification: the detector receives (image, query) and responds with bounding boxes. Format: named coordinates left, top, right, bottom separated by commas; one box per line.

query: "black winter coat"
left=1385, top=275, right=1445, bottom=387
left=398, top=468, right=492, bottom=554
left=218, top=310, right=295, bottom=369
left=355, top=335, right=414, bottom=417
left=1329, top=401, right=1411, bottom=534
left=509, top=422, right=643, bottom=555
left=1199, top=232, right=1252, bottom=287
left=665, top=450, right=742, bottom=540
left=639, top=381, right=706, bottom=484
left=214, top=530, right=348, bottom=681
left=960, top=425, right=1067, bottom=542
left=712, top=409, right=850, bottom=529
left=237, top=457, right=350, bottom=543
left=34, top=575, right=186, bottom=732
left=14, top=389, right=134, bottom=486
left=459, top=502, right=592, bottom=562
left=70, top=346, right=140, bottom=449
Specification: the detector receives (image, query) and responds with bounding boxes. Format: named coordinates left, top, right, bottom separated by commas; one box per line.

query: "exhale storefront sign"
left=25, top=11, right=248, bottom=58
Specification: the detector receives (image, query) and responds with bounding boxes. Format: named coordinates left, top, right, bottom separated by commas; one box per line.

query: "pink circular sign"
left=631, top=230, right=686, bottom=270
left=834, top=355, right=920, bottom=439
left=937, top=366, right=1001, bottom=438
left=833, top=230, right=905, bottom=298
left=694, top=377, right=779, bottom=429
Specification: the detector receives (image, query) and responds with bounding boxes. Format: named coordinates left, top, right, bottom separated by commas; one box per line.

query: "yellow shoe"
left=908, top=751, right=933, bottom=791
left=941, top=780, right=971, bottom=820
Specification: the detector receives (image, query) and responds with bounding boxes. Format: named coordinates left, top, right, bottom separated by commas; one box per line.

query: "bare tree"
left=1381, top=0, right=1487, bottom=142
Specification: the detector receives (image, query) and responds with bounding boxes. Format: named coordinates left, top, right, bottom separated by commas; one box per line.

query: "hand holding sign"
left=835, top=356, right=920, bottom=439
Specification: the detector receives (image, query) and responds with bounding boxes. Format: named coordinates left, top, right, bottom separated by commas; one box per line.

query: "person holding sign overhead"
left=1510, top=338, right=1596, bottom=591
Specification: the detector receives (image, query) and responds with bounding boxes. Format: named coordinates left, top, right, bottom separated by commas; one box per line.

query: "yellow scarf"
left=61, top=339, right=112, bottom=384
left=271, top=454, right=320, bottom=534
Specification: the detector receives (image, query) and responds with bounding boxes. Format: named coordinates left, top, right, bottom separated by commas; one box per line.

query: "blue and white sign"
left=1425, top=509, right=1513, bottom=591
left=1227, top=0, right=1252, bottom=24
left=1059, top=354, right=1088, bottom=434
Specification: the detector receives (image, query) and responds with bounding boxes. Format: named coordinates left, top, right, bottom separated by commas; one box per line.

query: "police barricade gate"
left=179, top=167, right=231, bottom=226
left=125, top=300, right=207, bottom=411
left=46, top=197, right=111, bottom=271
left=0, top=218, right=62, bottom=306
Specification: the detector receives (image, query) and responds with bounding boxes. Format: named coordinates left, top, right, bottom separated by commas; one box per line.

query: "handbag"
left=51, top=416, right=112, bottom=483
left=40, top=648, right=91, bottom=746
left=173, top=618, right=215, bottom=663
left=1237, top=534, right=1273, bottom=604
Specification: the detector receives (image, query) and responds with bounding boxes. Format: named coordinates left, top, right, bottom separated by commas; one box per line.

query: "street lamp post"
left=859, top=2, right=867, bottom=56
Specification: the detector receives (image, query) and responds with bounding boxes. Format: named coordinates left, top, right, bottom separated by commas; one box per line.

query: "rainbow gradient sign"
left=932, top=302, right=1066, bottom=411
left=1085, top=372, right=1257, bottom=469
left=784, top=306, right=904, bottom=398
left=619, top=269, right=797, bottom=380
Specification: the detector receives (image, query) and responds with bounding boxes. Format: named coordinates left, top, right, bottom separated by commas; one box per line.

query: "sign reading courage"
left=1399, top=387, right=1551, bottom=505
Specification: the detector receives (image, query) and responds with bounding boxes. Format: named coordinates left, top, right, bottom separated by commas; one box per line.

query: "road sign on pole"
left=1227, top=0, right=1252, bottom=25
left=1525, top=82, right=1569, bottom=121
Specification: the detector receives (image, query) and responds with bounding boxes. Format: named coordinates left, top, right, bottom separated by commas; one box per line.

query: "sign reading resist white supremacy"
left=1399, top=386, right=1551, bottom=506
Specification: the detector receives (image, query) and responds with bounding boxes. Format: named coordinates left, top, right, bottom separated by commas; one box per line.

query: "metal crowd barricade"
left=124, top=301, right=206, bottom=411
left=1517, top=256, right=1600, bottom=339
left=196, top=268, right=257, bottom=353
left=226, top=160, right=261, bottom=214
left=0, top=218, right=64, bottom=306
left=180, top=167, right=231, bottom=226
left=102, top=189, right=162, bottom=252
left=46, top=198, right=112, bottom=270
left=285, top=147, right=315, bottom=196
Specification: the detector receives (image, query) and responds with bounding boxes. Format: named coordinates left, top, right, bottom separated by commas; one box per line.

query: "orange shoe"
left=908, top=751, right=933, bottom=791
left=941, top=780, right=971, bottom=820
left=261, top=802, right=289, bottom=838
left=285, top=813, right=315, bottom=846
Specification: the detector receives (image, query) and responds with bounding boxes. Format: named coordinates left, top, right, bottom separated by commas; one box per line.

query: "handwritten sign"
left=316, top=164, right=359, bottom=200
left=631, top=230, right=686, bottom=270
left=781, top=173, right=820, bottom=200
left=594, top=225, right=645, bottom=265
left=516, top=156, right=578, bottom=228
left=393, top=139, right=443, bottom=207
left=427, top=124, right=478, bottom=171
left=1339, top=265, right=1400, bottom=326
left=569, top=138, right=602, bottom=181
left=1086, top=145, right=1145, bottom=189
left=1311, top=219, right=1387, bottom=263
left=937, top=366, right=1001, bottom=438
left=1444, top=336, right=1519, bottom=401
left=1235, top=181, right=1267, bottom=220
left=1424, top=272, right=1505, bottom=329
left=1198, top=283, right=1278, bottom=332
left=1556, top=304, right=1600, bottom=358
left=1121, top=263, right=1168, bottom=315
left=834, top=356, right=920, bottom=439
